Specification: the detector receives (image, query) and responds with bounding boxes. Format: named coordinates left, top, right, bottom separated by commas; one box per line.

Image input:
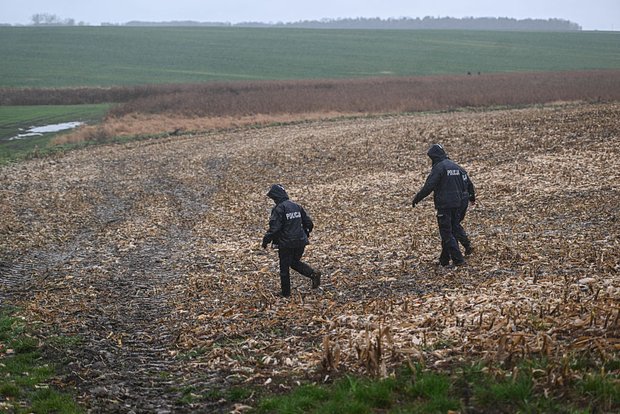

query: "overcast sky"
left=1, top=0, right=618, bottom=30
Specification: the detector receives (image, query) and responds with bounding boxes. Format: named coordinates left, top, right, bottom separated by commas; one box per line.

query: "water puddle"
left=8, top=121, right=84, bottom=141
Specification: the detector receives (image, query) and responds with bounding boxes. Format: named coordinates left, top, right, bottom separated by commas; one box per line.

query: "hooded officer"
left=262, top=184, right=321, bottom=297
left=412, top=144, right=471, bottom=267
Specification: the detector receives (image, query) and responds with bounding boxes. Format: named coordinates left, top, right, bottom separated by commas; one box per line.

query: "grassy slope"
left=0, top=27, right=619, bottom=88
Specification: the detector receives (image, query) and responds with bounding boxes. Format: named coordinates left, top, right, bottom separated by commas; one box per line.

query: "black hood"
left=427, top=144, right=448, bottom=165
left=266, top=184, right=289, bottom=203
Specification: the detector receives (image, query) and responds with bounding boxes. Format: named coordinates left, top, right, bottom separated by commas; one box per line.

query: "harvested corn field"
left=1, top=101, right=619, bottom=412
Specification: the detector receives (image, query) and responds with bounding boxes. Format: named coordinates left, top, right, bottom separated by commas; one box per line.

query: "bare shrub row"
left=0, top=85, right=161, bottom=106
left=2, top=70, right=620, bottom=117
left=112, top=70, right=620, bottom=118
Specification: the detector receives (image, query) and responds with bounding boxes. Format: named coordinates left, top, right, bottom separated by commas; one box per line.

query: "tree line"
left=125, top=17, right=582, bottom=31
left=11, top=14, right=581, bottom=31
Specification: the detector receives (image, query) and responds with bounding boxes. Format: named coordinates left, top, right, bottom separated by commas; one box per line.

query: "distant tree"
left=31, top=13, right=76, bottom=26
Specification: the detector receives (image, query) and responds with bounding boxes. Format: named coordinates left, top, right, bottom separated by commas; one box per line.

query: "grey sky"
left=1, top=0, right=618, bottom=30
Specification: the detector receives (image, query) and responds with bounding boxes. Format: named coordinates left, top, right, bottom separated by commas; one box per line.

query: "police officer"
left=262, top=184, right=321, bottom=297
left=412, top=144, right=471, bottom=267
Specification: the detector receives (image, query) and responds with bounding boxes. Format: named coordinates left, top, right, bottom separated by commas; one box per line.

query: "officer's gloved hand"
left=411, top=200, right=418, bottom=208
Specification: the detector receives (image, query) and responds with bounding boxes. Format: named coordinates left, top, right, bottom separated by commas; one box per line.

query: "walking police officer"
left=262, top=184, right=321, bottom=297
left=412, top=144, right=474, bottom=267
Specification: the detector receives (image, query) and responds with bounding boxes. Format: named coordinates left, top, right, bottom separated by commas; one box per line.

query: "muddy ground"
left=1, top=102, right=619, bottom=412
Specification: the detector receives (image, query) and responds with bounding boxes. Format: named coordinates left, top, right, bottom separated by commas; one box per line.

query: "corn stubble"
left=0, top=102, right=618, bottom=409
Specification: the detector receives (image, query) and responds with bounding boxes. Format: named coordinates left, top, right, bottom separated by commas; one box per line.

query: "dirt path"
left=1, top=102, right=619, bottom=412
left=1, top=137, right=234, bottom=411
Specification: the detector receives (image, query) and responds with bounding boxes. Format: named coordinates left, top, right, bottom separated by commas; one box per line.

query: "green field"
left=1, top=27, right=619, bottom=163
left=0, top=104, right=109, bottom=137
left=1, top=27, right=619, bottom=88
left=0, top=104, right=110, bottom=163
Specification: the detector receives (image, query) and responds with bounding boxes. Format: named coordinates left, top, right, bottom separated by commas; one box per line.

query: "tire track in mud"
left=1, top=149, right=231, bottom=412
left=71, top=155, right=229, bottom=413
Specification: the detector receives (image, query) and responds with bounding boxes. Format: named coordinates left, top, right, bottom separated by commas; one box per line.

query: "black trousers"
left=437, top=208, right=465, bottom=266
left=454, top=199, right=471, bottom=250
left=278, top=245, right=315, bottom=297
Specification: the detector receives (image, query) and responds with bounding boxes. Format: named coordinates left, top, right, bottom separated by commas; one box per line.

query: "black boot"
left=311, top=270, right=322, bottom=289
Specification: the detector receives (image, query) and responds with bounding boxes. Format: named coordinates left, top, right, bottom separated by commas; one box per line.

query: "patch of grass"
left=0, top=308, right=83, bottom=413
left=31, top=388, right=82, bottom=413
left=0, top=382, right=20, bottom=398
left=579, top=372, right=620, bottom=412
left=175, top=384, right=256, bottom=407
left=257, top=384, right=329, bottom=413
left=177, top=386, right=199, bottom=405
left=47, top=333, right=83, bottom=350
left=256, top=375, right=400, bottom=414
left=473, top=372, right=533, bottom=410
left=0, top=104, right=110, bottom=164
left=605, top=358, right=620, bottom=372
left=0, top=104, right=110, bottom=139
left=228, top=386, right=255, bottom=402
left=203, top=388, right=226, bottom=401
left=256, top=358, right=619, bottom=413
left=408, top=371, right=461, bottom=413
left=175, top=347, right=208, bottom=361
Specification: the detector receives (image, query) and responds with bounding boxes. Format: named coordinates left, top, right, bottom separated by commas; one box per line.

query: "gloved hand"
left=261, top=238, right=268, bottom=249
left=411, top=200, right=418, bottom=208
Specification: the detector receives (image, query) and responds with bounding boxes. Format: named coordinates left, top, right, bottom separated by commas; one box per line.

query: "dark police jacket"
left=262, top=184, right=313, bottom=249
left=412, top=144, right=469, bottom=210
